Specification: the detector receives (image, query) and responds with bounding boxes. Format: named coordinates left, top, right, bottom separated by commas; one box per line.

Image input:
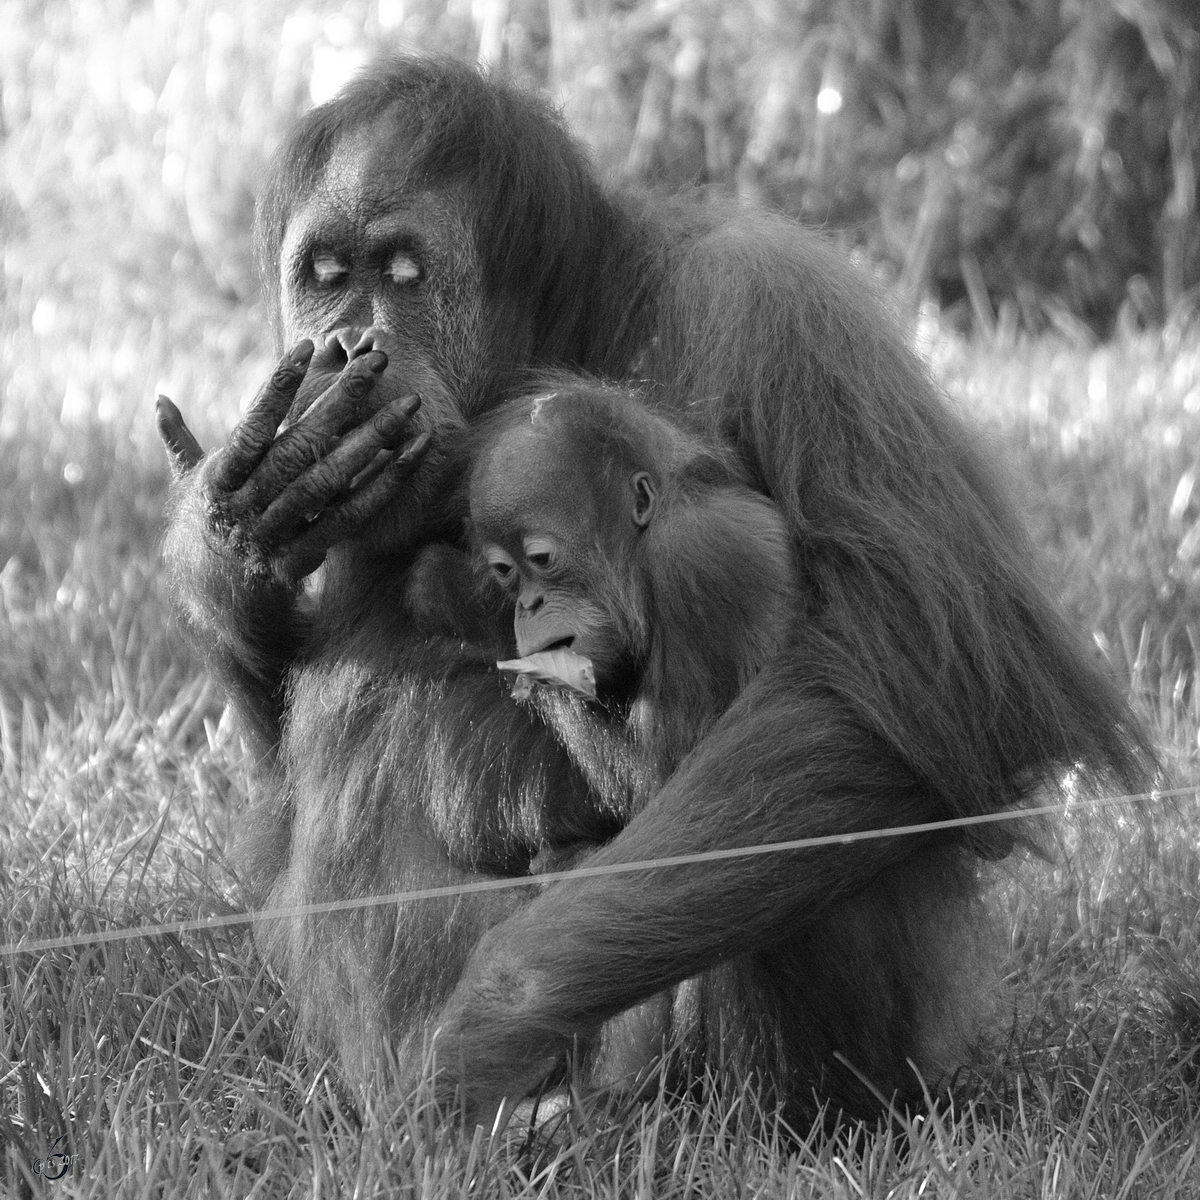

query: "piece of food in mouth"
left=496, top=648, right=597, bottom=700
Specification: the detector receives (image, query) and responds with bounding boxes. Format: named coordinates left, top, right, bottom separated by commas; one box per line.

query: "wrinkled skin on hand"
left=156, top=328, right=430, bottom=586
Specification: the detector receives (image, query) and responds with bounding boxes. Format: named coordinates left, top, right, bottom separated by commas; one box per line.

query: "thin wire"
left=0, top=784, right=1192, bottom=958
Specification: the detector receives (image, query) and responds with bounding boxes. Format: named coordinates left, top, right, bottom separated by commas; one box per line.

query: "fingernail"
left=376, top=407, right=410, bottom=439
left=363, top=350, right=388, bottom=374
left=402, top=430, right=432, bottom=458
left=289, top=339, right=314, bottom=365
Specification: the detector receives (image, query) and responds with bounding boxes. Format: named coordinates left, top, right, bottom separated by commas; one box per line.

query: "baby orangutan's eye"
left=486, top=549, right=516, bottom=583
left=523, top=537, right=558, bottom=571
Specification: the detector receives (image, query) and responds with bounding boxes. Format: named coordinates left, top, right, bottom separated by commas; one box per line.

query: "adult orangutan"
left=156, top=55, right=1151, bottom=1127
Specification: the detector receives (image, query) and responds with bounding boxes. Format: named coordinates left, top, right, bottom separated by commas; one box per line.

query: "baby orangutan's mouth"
left=496, top=644, right=597, bottom=700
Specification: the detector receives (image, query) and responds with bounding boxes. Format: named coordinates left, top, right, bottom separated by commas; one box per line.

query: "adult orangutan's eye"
left=386, top=253, right=423, bottom=286
left=311, top=254, right=350, bottom=285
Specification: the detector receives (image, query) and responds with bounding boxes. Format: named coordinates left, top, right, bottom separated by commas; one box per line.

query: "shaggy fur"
left=160, top=55, right=1153, bottom=1127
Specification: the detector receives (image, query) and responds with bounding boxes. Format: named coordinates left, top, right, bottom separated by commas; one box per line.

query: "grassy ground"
left=4, top=5, right=1200, bottom=1196
left=3, top=300, right=1200, bottom=1199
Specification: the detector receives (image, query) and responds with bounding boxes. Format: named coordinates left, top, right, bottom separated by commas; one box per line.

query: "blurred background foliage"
left=2, top=0, right=1200, bottom=709
left=1, top=0, right=1198, bottom=357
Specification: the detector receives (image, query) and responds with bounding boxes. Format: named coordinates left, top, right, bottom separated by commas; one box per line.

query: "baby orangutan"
left=468, top=380, right=799, bottom=1089
left=471, top=380, right=797, bottom=838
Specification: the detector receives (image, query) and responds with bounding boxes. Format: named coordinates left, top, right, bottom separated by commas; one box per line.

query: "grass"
left=3, top=307, right=1200, bottom=1200
left=4, top=4, right=1200, bottom=1195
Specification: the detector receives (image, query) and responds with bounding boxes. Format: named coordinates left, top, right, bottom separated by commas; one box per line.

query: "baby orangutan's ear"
left=631, top=472, right=658, bottom=528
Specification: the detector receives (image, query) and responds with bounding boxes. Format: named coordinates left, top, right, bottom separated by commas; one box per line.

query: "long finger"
left=290, top=348, right=389, bottom=440
left=280, top=430, right=433, bottom=576
left=343, top=428, right=432, bottom=498
left=339, top=397, right=427, bottom=494
left=155, top=396, right=204, bottom=477
left=228, top=354, right=391, bottom=525
left=209, top=340, right=314, bottom=495
left=254, top=395, right=423, bottom=546
left=312, top=428, right=432, bottom=530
